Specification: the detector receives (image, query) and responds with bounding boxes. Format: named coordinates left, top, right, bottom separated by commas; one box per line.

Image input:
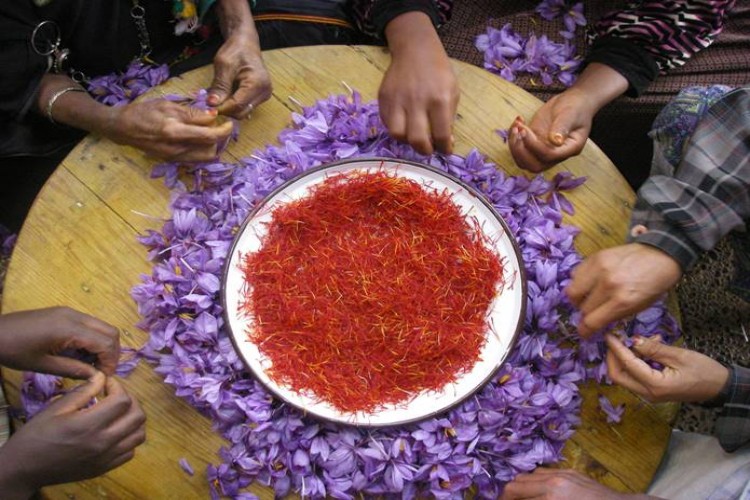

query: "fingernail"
left=633, top=336, right=644, bottom=346
left=630, top=224, right=649, bottom=237
left=551, top=132, right=564, bottom=146
left=517, top=115, right=525, bottom=123
left=519, top=129, right=527, bottom=140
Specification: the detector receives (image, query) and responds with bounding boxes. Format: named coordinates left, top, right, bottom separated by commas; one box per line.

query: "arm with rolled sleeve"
left=629, top=87, right=750, bottom=271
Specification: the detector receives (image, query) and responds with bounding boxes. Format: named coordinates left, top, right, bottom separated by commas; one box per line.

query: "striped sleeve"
left=630, top=87, right=750, bottom=270
left=348, top=0, right=452, bottom=39
left=592, top=0, right=736, bottom=73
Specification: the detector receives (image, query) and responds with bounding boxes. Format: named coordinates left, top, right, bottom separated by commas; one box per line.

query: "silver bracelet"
left=46, top=86, right=86, bottom=124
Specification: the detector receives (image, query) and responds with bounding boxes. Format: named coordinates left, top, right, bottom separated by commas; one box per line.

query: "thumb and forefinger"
left=605, top=333, right=682, bottom=388
left=207, top=63, right=232, bottom=108
left=46, top=371, right=106, bottom=415
left=547, top=113, right=572, bottom=147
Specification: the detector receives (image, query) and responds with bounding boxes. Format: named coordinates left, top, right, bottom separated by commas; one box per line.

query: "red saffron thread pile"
left=241, top=170, right=504, bottom=413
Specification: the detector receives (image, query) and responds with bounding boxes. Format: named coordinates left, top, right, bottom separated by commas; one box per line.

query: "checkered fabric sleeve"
left=716, top=364, right=750, bottom=452
left=630, top=86, right=750, bottom=271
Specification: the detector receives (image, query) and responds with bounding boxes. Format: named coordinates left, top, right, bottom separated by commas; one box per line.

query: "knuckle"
left=161, top=123, right=180, bottom=141
left=547, top=476, right=569, bottom=489
left=91, top=437, right=110, bottom=454
left=135, top=410, right=147, bottom=427
left=113, top=393, right=134, bottom=412
left=102, top=335, right=118, bottom=352
left=134, top=429, right=147, bottom=446
left=53, top=306, right=76, bottom=319
left=213, top=54, right=231, bottom=69
left=430, top=93, right=452, bottom=108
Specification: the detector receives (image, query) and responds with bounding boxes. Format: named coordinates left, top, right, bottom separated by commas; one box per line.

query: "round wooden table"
left=1, top=45, right=676, bottom=498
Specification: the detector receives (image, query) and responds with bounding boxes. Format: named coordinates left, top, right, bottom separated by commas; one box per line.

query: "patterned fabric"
left=649, top=85, right=734, bottom=168
left=350, top=0, right=452, bottom=38
left=630, top=86, right=750, bottom=271
left=592, top=0, right=737, bottom=73
left=715, top=364, right=750, bottom=453
left=172, top=0, right=217, bottom=34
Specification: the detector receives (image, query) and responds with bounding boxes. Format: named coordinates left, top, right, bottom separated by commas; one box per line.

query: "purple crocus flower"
left=87, top=61, right=169, bottom=106
left=598, top=395, right=625, bottom=424
left=180, top=458, right=195, bottom=476
left=535, top=0, right=566, bottom=21
left=19, top=86, right=681, bottom=498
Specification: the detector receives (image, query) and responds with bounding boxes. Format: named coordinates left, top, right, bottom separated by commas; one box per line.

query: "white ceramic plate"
left=223, top=158, right=526, bottom=427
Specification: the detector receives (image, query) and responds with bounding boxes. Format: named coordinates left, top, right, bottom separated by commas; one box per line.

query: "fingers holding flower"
left=605, top=334, right=730, bottom=403
left=0, top=307, right=121, bottom=379
left=208, top=0, right=272, bottom=120
left=209, top=46, right=272, bottom=120
left=105, top=100, right=234, bottom=162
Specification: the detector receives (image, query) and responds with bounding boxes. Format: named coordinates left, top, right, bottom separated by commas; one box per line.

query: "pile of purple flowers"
left=87, top=61, right=170, bottom=106
left=123, top=91, right=677, bottom=498
left=15, top=88, right=677, bottom=497
left=476, top=0, right=586, bottom=86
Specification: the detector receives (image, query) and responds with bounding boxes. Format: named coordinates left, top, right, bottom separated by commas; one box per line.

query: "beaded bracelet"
left=46, top=86, right=86, bottom=124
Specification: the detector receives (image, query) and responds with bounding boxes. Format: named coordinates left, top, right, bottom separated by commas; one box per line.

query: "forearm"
left=34, top=74, right=116, bottom=137
left=384, top=11, right=445, bottom=57
left=564, top=63, right=629, bottom=116
left=216, top=0, right=257, bottom=40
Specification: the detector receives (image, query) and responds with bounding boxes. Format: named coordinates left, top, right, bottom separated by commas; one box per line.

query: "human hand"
left=106, top=99, right=234, bottom=162
left=380, top=11, right=459, bottom=155
left=508, top=88, right=595, bottom=172
left=566, top=244, right=683, bottom=338
left=502, top=468, right=639, bottom=499
left=0, top=307, right=120, bottom=378
left=207, top=32, right=272, bottom=120
left=0, top=373, right=146, bottom=499
left=606, top=334, right=730, bottom=403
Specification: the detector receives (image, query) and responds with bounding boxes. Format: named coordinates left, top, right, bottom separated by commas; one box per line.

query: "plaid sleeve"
left=630, top=87, right=750, bottom=271
left=348, top=0, right=452, bottom=39
left=715, top=364, right=750, bottom=452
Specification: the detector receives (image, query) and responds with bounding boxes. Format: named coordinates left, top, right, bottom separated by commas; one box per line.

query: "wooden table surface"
left=2, top=45, right=676, bottom=498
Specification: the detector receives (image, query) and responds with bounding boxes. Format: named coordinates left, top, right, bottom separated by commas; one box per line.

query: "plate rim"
left=221, top=157, right=527, bottom=428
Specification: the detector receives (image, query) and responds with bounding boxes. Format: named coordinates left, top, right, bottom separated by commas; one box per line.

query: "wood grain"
left=1, top=45, right=676, bottom=498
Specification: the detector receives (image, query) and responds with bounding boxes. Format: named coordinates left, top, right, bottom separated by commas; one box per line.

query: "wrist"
left=385, top=11, right=442, bottom=57
left=217, top=0, right=255, bottom=39
left=567, top=62, right=628, bottom=114
left=90, top=104, right=122, bottom=140
left=703, top=365, right=732, bottom=406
